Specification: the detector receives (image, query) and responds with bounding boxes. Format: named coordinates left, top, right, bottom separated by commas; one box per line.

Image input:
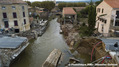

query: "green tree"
left=88, top=0, right=96, bottom=36
left=95, top=0, right=103, bottom=6
left=58, top=2, right=86, bottom=10
left=58, top=2, right=66, bottom=10
left=76, top=2, right=86, bottom=7
left=80, top=23, right=89, bottom=37
left=79, top=0, right=96, bottom=36
left=25, top=1, right=31, bottom=6
left=40, top=1, right=55, bottom=11
left=77, top=5, right=90, bottom=18
left=66, top=3, right=74, bottom=7
left=31, top=1, right=41, bottom=7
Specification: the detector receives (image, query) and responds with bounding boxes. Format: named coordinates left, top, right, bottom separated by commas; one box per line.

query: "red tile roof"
left=104, top=0, right=119, bottom=8
left=0, top=0, right=26, bottom=4
left=63, top=7, right=76, bottom=15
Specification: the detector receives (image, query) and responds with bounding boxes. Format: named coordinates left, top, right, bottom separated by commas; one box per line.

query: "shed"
left=62, top=7, right=77, bottom=22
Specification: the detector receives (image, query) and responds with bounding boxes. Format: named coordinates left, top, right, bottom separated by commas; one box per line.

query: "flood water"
left=10, top=18, right=72, bottom=67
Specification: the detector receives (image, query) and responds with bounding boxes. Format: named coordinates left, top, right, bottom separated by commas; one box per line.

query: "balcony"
left=97, top=17, right=107, bottom=24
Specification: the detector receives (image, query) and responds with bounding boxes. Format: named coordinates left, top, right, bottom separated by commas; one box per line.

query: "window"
left=104, top=20, right=107, bottom=23
left=115, top=21, right=119, bottom=26
left=97, top=8, right=100, bottom=13
left=22, top=6, right=24, bottom=10
left=116, top=11, right=119, bottom=18
left=15, top=29, right=19, bottom=33
left=3, top=13, right=7, bottom=18
left=23, top=12, right=25, bottom=17
left=102, top=9, right=104, bottom=13
left=24, top=19, right=26, bottom=24
left=2, top=6, right=5, bottom=9
left=12, top=6, right=16, bottom=9
left=4, top=21, right=9, bottom=28
left=14, top=20, right=18, bottom=26
left=13, top=12, right=17, bottom=18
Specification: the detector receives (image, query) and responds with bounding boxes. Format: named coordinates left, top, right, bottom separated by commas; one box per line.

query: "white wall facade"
left=95, top=1, right=113, bottom=36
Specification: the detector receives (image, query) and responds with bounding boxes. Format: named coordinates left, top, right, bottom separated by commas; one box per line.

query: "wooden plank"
left=42, top=49, right=62, bottom=67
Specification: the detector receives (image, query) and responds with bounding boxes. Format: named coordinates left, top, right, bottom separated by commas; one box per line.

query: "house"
left=62, top=7, right=77, bottom=23
left=95, top=0, right=119, bottom=37
left=0, top=0, right=30, bottom=33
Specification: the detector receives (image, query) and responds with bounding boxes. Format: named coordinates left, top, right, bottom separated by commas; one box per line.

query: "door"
left=4, top=21, right=9, bottom=28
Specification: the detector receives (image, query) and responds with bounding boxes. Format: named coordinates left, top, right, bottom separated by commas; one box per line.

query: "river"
left=10, top=18, right=72, bottom=67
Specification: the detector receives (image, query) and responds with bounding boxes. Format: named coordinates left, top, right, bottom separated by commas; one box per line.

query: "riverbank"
left=18, top=15, right=56, bottom=41
left=58, top=21, right=116, bottom=64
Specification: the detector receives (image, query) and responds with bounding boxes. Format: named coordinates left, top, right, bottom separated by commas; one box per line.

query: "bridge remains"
left=42, top=49, right=62, bottom=67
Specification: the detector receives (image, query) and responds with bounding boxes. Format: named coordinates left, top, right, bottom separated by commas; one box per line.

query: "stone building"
left=95, top=0, right=119, bottom=37
left=0, top=0, right=30, bottom=33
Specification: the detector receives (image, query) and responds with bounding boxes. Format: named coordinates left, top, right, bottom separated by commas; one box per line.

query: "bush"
left=79, top=23, right=89, bottom=37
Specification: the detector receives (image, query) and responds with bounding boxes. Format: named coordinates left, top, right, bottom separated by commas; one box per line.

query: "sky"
left=23, top=0, right=100, bottom=2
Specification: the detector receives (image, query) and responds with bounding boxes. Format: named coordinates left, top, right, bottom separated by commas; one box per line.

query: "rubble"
left=60, top=23, right=116, bottom=65
left=18, top=20, right=49, bottom=40
left=0, top=36, right=29, bottom=67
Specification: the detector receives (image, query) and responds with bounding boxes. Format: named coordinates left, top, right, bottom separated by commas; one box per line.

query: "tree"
left=79, top=0, right=96, bottom=36
left=25, top=1, right=31, bottom=6
left=31, top=1, right=41, bottom=7
left=40, top=1, right=55, bottom=11
left=58, top=2, right=66, bottom=10
left=80, top=23, right=89, bottom=37
left=95, top=0, right=103, bottom=6
left=88, top=0, right=96, bottom=36
left=76, top=5, right=90, bottom=18
left=58, top=2, right=86, bottom=10
left=76, top=2, right=86, bottom=7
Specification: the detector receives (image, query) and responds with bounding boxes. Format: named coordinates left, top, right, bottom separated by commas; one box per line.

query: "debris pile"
left=60, top=23, right=116, bottom=64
